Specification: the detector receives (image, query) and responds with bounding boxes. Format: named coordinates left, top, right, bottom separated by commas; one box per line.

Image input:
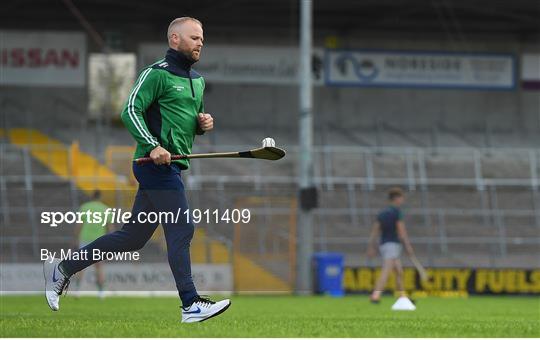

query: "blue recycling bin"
left=313, top=252, right=344, bottom=297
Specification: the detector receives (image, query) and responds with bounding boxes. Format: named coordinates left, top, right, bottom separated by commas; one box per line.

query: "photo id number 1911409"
left=183, top=208, right=251, bottom=224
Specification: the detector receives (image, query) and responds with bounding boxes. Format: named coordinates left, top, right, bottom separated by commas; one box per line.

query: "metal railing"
left=1, top=142, right=539, bottom=267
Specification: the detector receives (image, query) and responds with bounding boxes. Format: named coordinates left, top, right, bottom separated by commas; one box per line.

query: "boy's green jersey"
left=78, top=200, right=111, bottom=243
left=121, top=48, right=205, bottom=169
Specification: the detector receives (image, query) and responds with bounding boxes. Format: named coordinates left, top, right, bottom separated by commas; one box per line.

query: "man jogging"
left=367, top=187, right=415, bottom=303
left=44, top=17, right=231, bottom=323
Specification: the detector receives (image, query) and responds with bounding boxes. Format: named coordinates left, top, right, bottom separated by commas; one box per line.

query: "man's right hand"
left=150, top=146, right=171, bottom=165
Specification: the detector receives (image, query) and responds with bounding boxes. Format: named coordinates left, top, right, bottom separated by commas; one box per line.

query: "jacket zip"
left=188, top=71, right=195, bottom=98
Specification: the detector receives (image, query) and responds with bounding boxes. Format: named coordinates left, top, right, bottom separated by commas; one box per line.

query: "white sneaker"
left=181, top=296, right=231, bottom=323
left=43, top=258, right=70, bottom=311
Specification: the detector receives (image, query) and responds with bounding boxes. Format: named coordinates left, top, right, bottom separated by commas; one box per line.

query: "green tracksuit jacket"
left=121, top=48, right=205, bottom=169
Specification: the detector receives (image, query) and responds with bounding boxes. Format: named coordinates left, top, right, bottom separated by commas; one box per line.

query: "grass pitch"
left=1, top=295, right=539, bottom=337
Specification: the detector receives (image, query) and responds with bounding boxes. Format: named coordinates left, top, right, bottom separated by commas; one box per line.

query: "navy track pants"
left=61, top=162, right=197, bottom=305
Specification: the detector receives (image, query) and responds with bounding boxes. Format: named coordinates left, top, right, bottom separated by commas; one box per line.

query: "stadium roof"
left=2, top=0, right=539, bottom=48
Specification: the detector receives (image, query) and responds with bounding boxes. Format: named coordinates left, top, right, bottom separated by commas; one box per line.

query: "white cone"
left=391, top=297, right=416, bottom=311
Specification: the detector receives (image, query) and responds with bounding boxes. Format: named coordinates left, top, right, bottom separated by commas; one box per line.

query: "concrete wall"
left=0, top=87, right=87, bottom=131
left=203, top=84, right=539, bottom=134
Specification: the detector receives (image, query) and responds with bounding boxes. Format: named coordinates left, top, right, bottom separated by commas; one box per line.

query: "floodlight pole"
left=296, top=0, right=314, bottom=294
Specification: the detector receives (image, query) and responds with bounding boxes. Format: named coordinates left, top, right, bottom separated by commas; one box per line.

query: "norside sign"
left=326, top=50, right=515, bottom=90
left=344, top=267, right=540, bottom=295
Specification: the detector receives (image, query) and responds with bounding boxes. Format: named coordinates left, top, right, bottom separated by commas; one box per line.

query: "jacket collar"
left=165, top=48, right=195, bottom=71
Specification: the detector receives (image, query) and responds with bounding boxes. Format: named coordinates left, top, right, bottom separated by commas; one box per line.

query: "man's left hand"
left=198, top=113, right=213, bottom=131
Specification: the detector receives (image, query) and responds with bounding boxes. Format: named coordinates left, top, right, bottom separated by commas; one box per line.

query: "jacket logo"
left=173, top=85, right=185, bottom=92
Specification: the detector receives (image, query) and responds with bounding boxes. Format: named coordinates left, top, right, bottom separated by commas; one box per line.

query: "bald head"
left=167, top=17, right=202, bottom=40
left=167, top=17, right=204, bottom=62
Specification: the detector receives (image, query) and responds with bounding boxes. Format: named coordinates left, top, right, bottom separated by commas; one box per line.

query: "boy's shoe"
left=369, top=296, right=381, bottom=304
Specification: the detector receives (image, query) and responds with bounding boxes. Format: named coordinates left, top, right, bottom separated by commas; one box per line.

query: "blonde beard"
left=177, top=39, right=199, bottom=62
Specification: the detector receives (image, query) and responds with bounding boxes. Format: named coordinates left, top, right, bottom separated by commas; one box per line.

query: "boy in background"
left=367, top=187, right=416, bottom=303
left=73, top=190, right=112, bottom=298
